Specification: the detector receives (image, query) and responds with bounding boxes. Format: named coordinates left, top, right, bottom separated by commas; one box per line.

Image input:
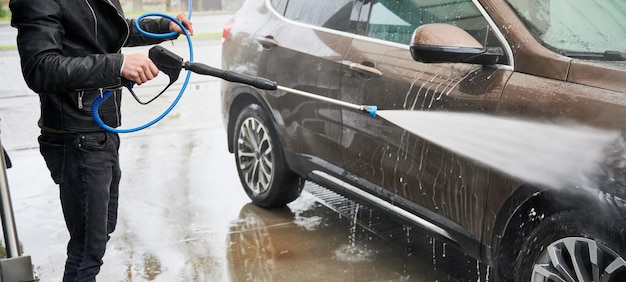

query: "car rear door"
left=252, top=0, right=355, bottom=171
left=339, top=0, right=513, bottom=245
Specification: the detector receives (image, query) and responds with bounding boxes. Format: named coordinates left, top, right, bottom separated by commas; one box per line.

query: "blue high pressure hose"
left=92, top=3, right=193, bottom=133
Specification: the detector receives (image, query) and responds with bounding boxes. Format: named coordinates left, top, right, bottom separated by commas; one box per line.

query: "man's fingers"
left=149, top=61, right=159, bottom=77
left=121, top=53, right=159, bottom=85
left=170, top=13, right=193, bottom=35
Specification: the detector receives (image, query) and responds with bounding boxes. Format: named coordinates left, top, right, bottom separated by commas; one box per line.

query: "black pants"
left=39, top=131, right=121, bottom=282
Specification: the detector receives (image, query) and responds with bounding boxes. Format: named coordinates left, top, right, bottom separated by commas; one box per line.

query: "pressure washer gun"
left=120, top=46, right=277, bottom=105
left=146, top=45, right=378, bottom=117
left=148, top=45, right=277, bottom=93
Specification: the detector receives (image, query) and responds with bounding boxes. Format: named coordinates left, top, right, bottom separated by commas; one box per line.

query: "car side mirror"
left=410, top=23, right=503, bottom=65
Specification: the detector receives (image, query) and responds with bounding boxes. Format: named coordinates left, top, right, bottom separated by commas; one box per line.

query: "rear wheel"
left=514, top=211, right=626, bottom=281
left=233, top=104, right=304, bottom=208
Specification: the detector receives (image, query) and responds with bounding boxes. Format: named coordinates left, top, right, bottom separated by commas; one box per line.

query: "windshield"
left=506, top=0, right=626, bottom=59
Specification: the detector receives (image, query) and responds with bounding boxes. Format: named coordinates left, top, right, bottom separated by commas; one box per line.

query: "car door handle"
left=256, top=36, right=279, bottom=48
left=346, top=62, right=382, bottom=77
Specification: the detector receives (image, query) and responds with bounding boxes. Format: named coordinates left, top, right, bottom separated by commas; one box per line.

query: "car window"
left=283, top=0, right=354, bottom=32
left=506, top=0, right=626, bottom=57
left=366, top=0, right=496, bottom=47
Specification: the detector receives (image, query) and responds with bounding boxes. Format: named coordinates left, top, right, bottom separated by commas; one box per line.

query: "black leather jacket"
left=9, top=0, right=178, bottom=132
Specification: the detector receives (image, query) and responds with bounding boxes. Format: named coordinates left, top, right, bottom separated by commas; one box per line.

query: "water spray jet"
left=376, top=110, right=621, bottom=189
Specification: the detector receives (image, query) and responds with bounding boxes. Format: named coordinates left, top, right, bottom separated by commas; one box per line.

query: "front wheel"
left=233, top=104, right=304, bottom=208
left=514, top=211, right=626, bottom=281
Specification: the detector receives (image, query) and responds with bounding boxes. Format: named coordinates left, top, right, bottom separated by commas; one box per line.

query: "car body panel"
left=479, top=0, right=571, bottom=80
left=338, top=0, right=514, bottom=249
left=477, top=0, right=626, bottom=255
left=221, top=0, right=274, bottom=135
left=249, top=2, right=355, bottom=169
left=568, top=60, right=626, bottom=93
left=340, top=36, right=513, bottom=242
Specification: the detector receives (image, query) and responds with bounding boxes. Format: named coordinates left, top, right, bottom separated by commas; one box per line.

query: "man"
left=9, top=0, right=193, bottom=281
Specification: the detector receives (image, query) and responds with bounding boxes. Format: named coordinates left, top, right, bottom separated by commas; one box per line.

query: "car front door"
left=252, top=0, right=355, bottom=169
left=339, top=0, right=513, bottom=246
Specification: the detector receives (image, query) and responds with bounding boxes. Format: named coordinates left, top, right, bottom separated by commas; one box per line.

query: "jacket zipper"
left=81, top=0, right=128, bottom=128
left=75, top=81, right=120, bottom=93
left=102, top=0, right=129, bottom=127
left=84, top=0, right=98, bottom=41
left=78, top=91, right=84, bottom=109
left=102, top=0, right=130, bottom=50
left=114, top=91, right=121, bottom=126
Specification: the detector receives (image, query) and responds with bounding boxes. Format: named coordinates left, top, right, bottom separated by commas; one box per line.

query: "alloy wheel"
left=532, top=237, right=626, bottom=282
left=237, top=117, right=274, bottom=195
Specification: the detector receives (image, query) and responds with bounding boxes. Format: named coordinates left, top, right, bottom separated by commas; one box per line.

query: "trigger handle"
left=149, top=45, right=184, bottom=85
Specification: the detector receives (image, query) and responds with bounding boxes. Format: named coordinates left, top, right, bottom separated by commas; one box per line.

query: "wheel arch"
left=226, top=87, right=285, bottom=153
left=491, top=184, right=626, bottom=279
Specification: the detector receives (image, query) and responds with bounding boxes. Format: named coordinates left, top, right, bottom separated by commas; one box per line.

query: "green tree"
left=0, top=3, right=8, bottom=19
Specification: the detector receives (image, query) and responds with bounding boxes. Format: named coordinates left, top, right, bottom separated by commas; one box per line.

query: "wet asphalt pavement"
left=1, top=38, right=486, bottom=281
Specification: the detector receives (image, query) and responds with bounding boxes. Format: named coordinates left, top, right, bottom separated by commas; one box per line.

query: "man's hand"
left=121, top=53, right=159, bottom=85
left=169, top=13, right=194, bottom=36
left=122, top=13, right=192, bottom=85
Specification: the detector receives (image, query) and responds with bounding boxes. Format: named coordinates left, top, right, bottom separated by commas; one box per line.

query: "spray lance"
left=155, top=46, right=378, bottom=115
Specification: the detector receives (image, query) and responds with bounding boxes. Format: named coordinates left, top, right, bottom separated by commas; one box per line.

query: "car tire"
left=233, top=104, right=304, bottom=208
left=513, top=210, right=626, bottom=281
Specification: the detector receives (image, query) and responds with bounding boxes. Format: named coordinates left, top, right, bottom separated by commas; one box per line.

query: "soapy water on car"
left=375, top=110, right=623, bottom=189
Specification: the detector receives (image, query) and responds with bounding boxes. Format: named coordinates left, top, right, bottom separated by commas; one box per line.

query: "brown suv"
left=220, top=0, right=626, bottom=280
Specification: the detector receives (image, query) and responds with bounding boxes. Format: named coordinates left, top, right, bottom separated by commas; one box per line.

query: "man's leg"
left=40, top=131, right=120, bottom=282
left=107, top=132, right=121, bottom=239
left=74, top=131, right=120, bottom=281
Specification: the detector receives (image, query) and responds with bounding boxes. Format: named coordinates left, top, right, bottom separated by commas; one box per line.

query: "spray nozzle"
left=363, top=105, right=378, bottom=117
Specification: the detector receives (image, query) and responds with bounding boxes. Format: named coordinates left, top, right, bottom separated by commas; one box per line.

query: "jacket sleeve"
left=125, top=17, right=180, bottom=47
left=9, top=0, right=124, bottom=94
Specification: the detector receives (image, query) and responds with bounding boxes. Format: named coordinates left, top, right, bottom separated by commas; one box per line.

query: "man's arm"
left=125, top=13, right=194, bottom=47
left=122, top=13, right=193, bottom=84
left=125, top=17, right=178, bottom=47
left=9, top=0, right=125, bottom=93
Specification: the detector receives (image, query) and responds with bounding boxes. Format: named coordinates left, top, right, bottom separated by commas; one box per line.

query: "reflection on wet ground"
left=228, top=189, right=452, bottom=281
left=228, top=182, right=488, bottom=281
left=303, top=184, right=490, bottom=281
